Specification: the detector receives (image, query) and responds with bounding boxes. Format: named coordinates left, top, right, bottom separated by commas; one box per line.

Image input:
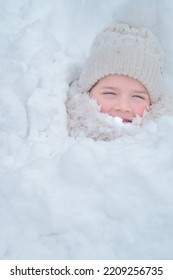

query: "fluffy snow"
left=0, top=0, right=173, bottom=259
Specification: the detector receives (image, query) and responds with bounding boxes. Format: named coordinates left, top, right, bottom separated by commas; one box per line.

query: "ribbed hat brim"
left=79, top=45, right=163, bottom=103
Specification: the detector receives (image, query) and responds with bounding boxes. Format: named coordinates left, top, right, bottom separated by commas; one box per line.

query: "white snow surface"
left=0, top=0, right=173, bottom=259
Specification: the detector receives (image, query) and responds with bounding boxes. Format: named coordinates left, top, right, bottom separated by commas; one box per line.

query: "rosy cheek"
left=134, top=105, right=147, bottom=117
left=94, top=98, right=110, bottom=113
left=100, top=104, right=108, bottom=113
left=100, top=103, right=112, bottom=113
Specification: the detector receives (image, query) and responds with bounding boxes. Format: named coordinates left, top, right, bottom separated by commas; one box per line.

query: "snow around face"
left=0, top=0, right=173, bottom=259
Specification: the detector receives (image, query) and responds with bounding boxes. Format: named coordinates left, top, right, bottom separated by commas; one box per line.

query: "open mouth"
left=123, top=119, right=132, bottom=123
left=113, top=114, right=133, bottom=123
left=111, top=114, right=133, bottom=123
left=120, top=117, right=133, bottom=123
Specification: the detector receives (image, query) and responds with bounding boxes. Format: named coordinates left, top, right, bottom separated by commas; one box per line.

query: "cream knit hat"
left=78, top=23, right=165, bottom=103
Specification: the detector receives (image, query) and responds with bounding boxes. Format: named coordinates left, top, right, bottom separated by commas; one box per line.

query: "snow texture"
left=0, top=0, right=173, bottom=259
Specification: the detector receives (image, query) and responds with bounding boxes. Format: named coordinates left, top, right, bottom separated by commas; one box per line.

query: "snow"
left=0, top=0, right=173, bottom=259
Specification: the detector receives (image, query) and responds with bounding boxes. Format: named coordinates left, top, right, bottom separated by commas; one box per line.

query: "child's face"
left=90, top=74, right=151, bottom=122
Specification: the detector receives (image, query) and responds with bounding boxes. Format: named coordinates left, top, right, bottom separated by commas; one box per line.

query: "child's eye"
left=103, top=92, right=117, bottom=95
left=132, top=95, right=145, bottom=100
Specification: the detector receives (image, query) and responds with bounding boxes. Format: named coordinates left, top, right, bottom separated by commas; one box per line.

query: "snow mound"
left=0, top=0, right=173, bottom=260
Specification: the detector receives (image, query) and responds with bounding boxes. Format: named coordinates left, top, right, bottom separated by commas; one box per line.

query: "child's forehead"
left=97, top=74, right=148, bottom=89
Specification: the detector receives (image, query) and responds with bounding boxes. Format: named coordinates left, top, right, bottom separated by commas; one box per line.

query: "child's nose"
left=113, top=97, right=131, bottom=112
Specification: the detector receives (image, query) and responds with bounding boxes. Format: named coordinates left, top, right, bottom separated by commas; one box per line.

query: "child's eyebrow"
left=102, top=86, right=119, bottom=90
left=101, top=87, right=148, bottom=94
left=132, top=90, right=148, bottom=95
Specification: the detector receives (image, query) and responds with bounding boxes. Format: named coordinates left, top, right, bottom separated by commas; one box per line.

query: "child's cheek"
left=134, top=105, right=147, bottom=117
left=99, top=100, right=111, bottom=113
left=93, top=96, right=108, bottom=113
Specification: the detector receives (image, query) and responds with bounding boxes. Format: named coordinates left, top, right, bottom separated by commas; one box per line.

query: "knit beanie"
left=78, top=23, right=165, bottom=103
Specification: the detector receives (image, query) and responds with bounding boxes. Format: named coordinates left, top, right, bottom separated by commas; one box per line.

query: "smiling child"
left=66, top=23, right=173, bottom=140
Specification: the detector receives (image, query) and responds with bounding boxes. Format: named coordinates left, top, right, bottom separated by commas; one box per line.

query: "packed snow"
left=0, top=0, right=173, bottom=259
